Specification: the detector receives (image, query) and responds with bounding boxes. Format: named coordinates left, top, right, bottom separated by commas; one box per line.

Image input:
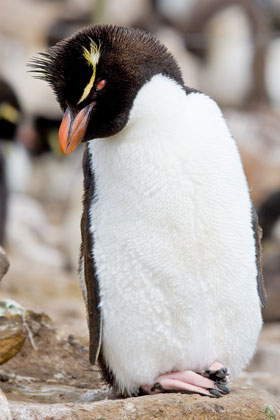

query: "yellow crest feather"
left=77, top=39, right=101, bottom=105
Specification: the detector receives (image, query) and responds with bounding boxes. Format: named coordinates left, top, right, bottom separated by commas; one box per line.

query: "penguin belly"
left=88, top=75, right=262, bottom=395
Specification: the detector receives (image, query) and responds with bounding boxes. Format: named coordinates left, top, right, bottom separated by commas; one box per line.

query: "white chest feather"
left=87, top=75, right=262, bottom=394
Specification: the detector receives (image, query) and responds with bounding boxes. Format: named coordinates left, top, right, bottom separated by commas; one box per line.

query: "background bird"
left=30, top=25, right=266, bottom=398
left=0, top=77, right=21, bottom=245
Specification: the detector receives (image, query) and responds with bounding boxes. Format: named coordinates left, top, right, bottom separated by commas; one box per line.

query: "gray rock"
left=8, top=386, right=280, bottom=420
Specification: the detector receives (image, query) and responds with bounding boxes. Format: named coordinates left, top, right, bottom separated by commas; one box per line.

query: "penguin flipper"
left=252, top=207, right=267, bottom=308
left=80, top=145, right=102, bottom=365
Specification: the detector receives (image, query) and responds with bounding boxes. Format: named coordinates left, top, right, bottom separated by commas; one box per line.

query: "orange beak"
left=58, top=103, right=95, bottom=155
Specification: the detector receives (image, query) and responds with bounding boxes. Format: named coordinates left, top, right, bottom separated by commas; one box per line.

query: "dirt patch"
left=0, top=310, right=113, bottom=404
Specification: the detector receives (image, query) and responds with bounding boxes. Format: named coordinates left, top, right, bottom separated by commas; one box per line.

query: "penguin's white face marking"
left=88, top=74, right=262, bottom=395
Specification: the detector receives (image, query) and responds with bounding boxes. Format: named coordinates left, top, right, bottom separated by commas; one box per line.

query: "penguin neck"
left=87, top=73, right=193, bottom=184
left=95, top=74, right=187, bottom=147
left=127, top=73, right=186, bottom=129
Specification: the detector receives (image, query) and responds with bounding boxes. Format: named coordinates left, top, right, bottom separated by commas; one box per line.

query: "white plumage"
left=84, top=74, right=262, bottom=395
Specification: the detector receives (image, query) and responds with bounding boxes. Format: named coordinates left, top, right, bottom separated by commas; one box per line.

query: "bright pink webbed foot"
left=141, top=362, right=230, bottom=398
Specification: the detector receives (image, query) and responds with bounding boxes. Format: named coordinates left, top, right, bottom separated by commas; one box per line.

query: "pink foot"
left=141, top=362, right=230, bottom=398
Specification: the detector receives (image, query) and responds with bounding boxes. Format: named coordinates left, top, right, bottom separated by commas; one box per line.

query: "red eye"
left=96, top=80, right=106, bottom=91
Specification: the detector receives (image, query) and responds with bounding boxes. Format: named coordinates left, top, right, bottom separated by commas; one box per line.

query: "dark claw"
left=151, top=382, right=164, bottom=392
left=209, top=389, right=223, bottom=398
left=200, top=371, right=211, bottom=378
left=217, top=377, right=228, bottom=385
left=216, top=383, right=231, bottom=394
left=215, top=367, right=228, bottom=379
left=201, top=366, right=229, bottom=385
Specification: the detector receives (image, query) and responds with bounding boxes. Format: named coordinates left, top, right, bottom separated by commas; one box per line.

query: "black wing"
left=252, top=207, right=267, bottom=308
left=80, top=144, right=102, bottom=364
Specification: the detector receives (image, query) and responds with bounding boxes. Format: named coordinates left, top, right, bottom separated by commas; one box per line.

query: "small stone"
left=0, top=314, right=26, bottom=365
left=0, top=374, right=9, bottom=382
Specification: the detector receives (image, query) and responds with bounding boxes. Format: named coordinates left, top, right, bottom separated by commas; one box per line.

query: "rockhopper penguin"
left=30, top=25, right=266, bottom=397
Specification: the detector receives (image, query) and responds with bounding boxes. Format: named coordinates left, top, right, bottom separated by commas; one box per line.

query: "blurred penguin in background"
left=0, top=77, right=21, bottom=245
left=184, top=0, right=269, bottom=107
left=136, top=0, right=270, bottom=109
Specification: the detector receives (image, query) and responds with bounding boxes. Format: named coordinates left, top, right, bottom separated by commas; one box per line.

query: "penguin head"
left=30, top=25, right=183, bottom=154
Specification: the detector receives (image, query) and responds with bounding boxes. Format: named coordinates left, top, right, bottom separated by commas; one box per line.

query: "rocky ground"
left=7, top=387, right=280, bottom=420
